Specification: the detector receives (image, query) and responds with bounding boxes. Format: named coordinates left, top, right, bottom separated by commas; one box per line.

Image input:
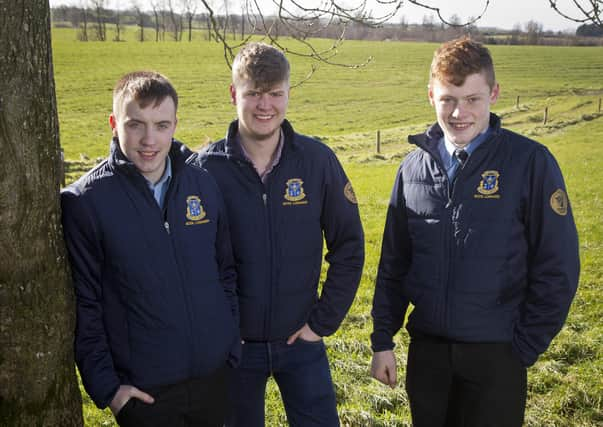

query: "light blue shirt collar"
left=438, top=128, right=491, bottom=181
left=145, top=156, right=172, bottom=208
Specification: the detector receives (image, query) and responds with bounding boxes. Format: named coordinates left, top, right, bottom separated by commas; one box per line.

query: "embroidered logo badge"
left=283, top=178, right=308, bottom=206
left=550, top=189, right=568, bottom=216
left=474, top=170, right=501, bottom=199
left=185, top=196, right=210, bottom=225
left=344, top=181, right=358, bottom=204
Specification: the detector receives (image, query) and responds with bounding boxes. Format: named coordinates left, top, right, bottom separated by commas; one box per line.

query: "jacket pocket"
left=115, top=397, right=137, bottom=424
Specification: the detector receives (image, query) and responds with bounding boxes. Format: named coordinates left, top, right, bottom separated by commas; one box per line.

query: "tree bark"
left=0, top=1, right=83, bottom=426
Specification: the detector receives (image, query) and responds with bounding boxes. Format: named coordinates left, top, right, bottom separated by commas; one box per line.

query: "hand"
left=371, top=350, right=397, bottom=389
left=109, top=385, right=155, bottom=415
left=287, top=323, right=321, bottom=345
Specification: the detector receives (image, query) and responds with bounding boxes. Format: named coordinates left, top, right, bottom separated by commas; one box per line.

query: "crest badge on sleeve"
left=550, top=188, right=568, bottom=216
left=344, top=181, right=358, bottom=204
left=474, top=170, right=501, bottom=199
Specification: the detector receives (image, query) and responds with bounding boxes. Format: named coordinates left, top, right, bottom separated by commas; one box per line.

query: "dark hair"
left=113, top=71, right=178, bottom=114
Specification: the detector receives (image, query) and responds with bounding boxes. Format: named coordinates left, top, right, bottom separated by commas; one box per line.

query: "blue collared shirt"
left=438, top=128, right=491, bottom=181
left=145, top=156, right=172, bottom=209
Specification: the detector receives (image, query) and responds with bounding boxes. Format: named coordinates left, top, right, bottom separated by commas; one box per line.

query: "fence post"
left=516, top=96, right=520, bottom=109
left=543, top=107, right=548, bottom=125
left=376, top=130, right=381, bottom=154
left=598, top=97, right=601, bottom=113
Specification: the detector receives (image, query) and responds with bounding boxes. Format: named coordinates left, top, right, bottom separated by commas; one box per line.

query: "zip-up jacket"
left=189, top=119, right=364, bottom=341
left=61, top=139, right=240, bottom=408
left=371, top=114, right=579, bottom=366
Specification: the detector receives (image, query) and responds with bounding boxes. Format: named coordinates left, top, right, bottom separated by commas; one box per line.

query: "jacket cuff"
left=94, top=382, right=120, bottom=410
left=307, top=318, right=330, bottom=338
left=370, top=330, right=395, bottom=353
left=227, top=334, right=242, bottom=368
left=512, top=334, right=538, bottom=367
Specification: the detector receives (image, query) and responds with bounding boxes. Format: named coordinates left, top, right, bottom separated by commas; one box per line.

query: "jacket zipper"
left=418, top=133, right=494, bottom=335
left=122, top=159, right=196, bottom=374
left=239, top=158, right=274, bottom=341
left=443, top=150, right=474, bottom=334
left=234, top=142, right=286, bottom=341
left=162, top=178, right=196, bottom=374
left=443, top=153, right=470, bottom=334
left=262, top=188, right=273, bottom=340
left=441, top=158, right=454, bottom=335
left=421, top=146, right=454, bottom=335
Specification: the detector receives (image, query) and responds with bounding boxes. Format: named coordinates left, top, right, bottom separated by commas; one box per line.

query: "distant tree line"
left=52, top=4, right=603, bottom=47
left=321, top=17, right=603, bottom=46
left=51, top=3, right=228, bottom=42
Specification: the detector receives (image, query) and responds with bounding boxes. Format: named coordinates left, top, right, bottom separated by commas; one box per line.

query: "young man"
left=189, top=42, right=364, bottom=426
left=61, top=71, right=240, bottom=427
left=370, top=37, right=579, bottom=426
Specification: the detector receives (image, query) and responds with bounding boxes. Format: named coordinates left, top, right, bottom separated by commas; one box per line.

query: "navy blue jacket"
left=61, top=139, right=240, bottom=408
left=189, top=120, right=364, bottom=341
left=371, top=114, right=579, bottom=366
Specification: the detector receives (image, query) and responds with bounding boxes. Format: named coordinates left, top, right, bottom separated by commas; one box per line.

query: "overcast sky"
left=49, top=0, right=583, bottom=32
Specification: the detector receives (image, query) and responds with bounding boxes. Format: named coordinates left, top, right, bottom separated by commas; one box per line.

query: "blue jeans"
left=226, top=339, right=340, bottom=427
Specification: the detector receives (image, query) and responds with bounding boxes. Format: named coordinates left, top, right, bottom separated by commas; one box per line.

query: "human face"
left=109, top=97, right=177, bottom=184
left=428, top=72, right=499, bottom=148
left=230, top=79, right=289, bottom=145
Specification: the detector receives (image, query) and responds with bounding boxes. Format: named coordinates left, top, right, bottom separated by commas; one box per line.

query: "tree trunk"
left=139, top=12, right=144, bottom=42
left=114, top=9, right=121, bottom=42
left=179, top=14, right=183, bottom=41
left=153, top=9, right=159, bottom=41
left=241, top=12, right=244, bottom=40
left=80, top=7, right=89, bottom=41
left=95, top=6, right=102, bottom=40
left=206, top=14, right=212, bottom=41
left=0, top=1, right=83, bottom=426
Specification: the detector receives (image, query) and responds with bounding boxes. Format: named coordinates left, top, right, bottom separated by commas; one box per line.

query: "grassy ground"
left=53, top=28, right=603, bottom=426
left=52, top=27, right=603, bottom=158
left=334, top=119, right=603, bottom=427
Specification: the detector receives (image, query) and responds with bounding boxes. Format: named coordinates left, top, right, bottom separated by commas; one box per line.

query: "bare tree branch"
left=547, top=0, right=602, bottom=27
left=65, top=0, right=497, bottom=80
left=196, top=0, right=492, bottom=76
left=405, top=0, right=491, bottom=27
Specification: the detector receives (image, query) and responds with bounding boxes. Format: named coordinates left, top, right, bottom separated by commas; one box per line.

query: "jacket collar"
left=107, top=137, right=192, bottom=177
left=409, top=113, right=502, bottom=156
left=216, top=119, right=302, bottom=160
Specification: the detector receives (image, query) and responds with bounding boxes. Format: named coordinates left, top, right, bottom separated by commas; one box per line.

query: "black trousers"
left=405, top=337, right=527, bottom=427
left=116, top=365, right=231, bottom=427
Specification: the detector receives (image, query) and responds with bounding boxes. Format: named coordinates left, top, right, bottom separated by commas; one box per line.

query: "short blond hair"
left=232, top=42, right=290, bottom=89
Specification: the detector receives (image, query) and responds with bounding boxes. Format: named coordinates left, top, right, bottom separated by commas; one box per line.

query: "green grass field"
left=52, top=27, right=603, bottom=426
